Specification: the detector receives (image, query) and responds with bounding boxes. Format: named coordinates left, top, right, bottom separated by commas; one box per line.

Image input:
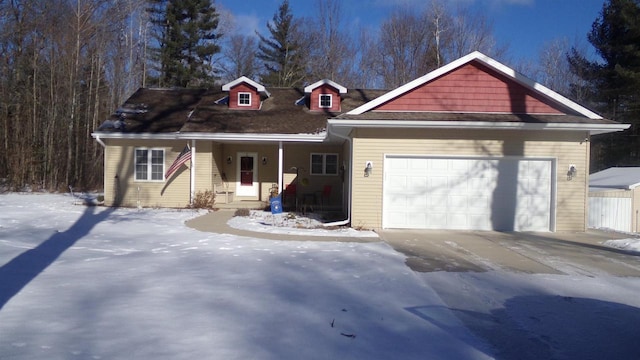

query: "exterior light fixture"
left=262, top=156, right=268, bottom=165
left=226, top=156, right=232, bottom=164
left=364, top=161, right=373, bottom=177
left=567, top=164, right=577, bottom=180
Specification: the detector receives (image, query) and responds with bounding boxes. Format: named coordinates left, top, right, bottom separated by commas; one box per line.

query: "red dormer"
left=304, top=79, right=347, bottom=112
left=222, top=76, right=270, bottom=110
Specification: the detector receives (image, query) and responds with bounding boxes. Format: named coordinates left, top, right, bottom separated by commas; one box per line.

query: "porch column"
left=190, top=139, right=196, bottom=205
left=278, top=141, right=283, bottom=195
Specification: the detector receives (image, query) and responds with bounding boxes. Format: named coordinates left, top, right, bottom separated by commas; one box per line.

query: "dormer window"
left=238, top=92, right=251, bottom=106
left=319, top=94, right=332, bottom=108
left=304, top=79, right=347, bottom=112
left=222, top=76, right=270, bottom=110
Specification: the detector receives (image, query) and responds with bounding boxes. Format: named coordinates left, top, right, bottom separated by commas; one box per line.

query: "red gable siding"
left=310, top=85, right=340, bottom=112
left=228, top=83, right=261, bottom=110
left=376, top=61, right=566, bottom=114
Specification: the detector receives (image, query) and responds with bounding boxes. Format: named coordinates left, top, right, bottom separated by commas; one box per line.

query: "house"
left=589, top=167, right=640, bottom=232
left=92, top=51, right=628, bottom=232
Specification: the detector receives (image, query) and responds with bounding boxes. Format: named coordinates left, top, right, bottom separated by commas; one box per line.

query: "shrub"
left=234, top=208, right=250, bottom=217
left=192, top=190, right=215, bottom=209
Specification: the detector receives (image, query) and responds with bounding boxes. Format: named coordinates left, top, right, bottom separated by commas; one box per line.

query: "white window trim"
left=319, top=94, right=332, bottom=108
left=310, top=153, right=339, bottom=175
left=238, top=92, right=252, bottom=106
left=134, top=147, right=165, bottom=182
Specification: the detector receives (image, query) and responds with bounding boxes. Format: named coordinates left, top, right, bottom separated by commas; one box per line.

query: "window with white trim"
left=310, top=153, right=338, bottom=175
left=238, top=92, right=251, bottom=106
left=319, top=94, right=332, bottom=108
left=135, top=148, right=164, bottom=181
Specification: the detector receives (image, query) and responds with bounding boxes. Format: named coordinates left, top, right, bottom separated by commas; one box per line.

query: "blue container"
left=270, top=196, right=283, bottom=214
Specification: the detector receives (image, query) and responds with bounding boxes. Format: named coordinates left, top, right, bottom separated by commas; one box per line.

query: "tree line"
left=0, top=0, right=638, bottom=191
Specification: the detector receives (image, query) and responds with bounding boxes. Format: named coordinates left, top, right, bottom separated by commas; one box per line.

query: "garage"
left=383, top=156, right=554, bottom=231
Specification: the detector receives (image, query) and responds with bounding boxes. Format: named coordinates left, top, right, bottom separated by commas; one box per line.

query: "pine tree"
left=568, top=0, right=640, bottom=169
left=148, top=0, right=221, bottom=87
left=256, top=0, right=307, bottom=87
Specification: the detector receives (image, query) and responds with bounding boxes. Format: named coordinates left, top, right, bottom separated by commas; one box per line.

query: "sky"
left=2, top=193, right=640, bottom=359
left=215, top=0, right=606, bottom=63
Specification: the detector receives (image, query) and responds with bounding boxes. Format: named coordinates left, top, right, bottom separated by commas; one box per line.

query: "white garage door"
left=383, top=156, right=553, bottom=231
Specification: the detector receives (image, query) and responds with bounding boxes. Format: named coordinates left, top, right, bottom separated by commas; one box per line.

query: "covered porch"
left=198, top=139, right=347, bottom=215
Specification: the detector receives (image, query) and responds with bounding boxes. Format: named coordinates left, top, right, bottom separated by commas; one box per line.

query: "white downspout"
left=278, top=141, right=283, bottom=195
left=322, top=128, right=352, bottom=227
left=94, top=135, right=106, bottom=148
left=95, top=135, right=107, bottom=205
left=190, top=139, right=196, bottom=206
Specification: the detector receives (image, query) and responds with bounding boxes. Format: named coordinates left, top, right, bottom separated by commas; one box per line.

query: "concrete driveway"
left=378, top=230, right=640, bottom=277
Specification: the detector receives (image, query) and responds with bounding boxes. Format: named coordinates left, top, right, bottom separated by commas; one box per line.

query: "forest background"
left=1, top=0, right=638, bottom=191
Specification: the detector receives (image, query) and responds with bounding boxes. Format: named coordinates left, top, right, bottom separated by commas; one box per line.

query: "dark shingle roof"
left=105, top=87, right=387, bottom=134
left=112, top=88, right=207, bottom=133
left=103, top=86, right=616, bottom=135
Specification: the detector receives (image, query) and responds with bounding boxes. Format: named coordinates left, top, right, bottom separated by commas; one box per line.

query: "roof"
left=337, top=112, right=614, bottom=124
left=304, top=79, right=347, bottom=94
left=332, top=112, right=625, bottom=135
left=99, top=87, right=386, bottom=135
left=221, top=76, right=270, bottom=97
left=94, top=52, right=629, bottom=140
left=109, top=88, right=207, bottom=133
left=589, top=167, right=640, bottom=190
left=335, top=51, right=628, bottom=135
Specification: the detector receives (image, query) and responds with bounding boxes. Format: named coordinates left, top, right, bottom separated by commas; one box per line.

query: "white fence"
left=588, top=197, right=632, bottom=232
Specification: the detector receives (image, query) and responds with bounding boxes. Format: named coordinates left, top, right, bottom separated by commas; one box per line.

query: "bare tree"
left=429, top=0, right=450, bottom=68
left=0, top=0, right=144, bottom=191
left=353, top=28, right=382, bottom=88
left=375, top=8, right=437, bottom=88
left=443, top=4, right=507, bottom=62
left=537, top=38, right=591, bottom=101
left=305, top=0, right=357, bottom=86
left=221, top=34, right=259, bottom=81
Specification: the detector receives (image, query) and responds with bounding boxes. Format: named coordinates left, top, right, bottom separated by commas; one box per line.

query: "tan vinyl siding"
left=351, top=128, right=590, bottom=231
left=342, top=139, right=351, bottom=213
left=281, top=144, right=343, bottom=204
left=103, top=139, right=193, bottom=207
left=194, top=140, right=213, bottom=196
left=102, top=141, right=345, bottom=207
left=218, top=143, right=278, bottom=201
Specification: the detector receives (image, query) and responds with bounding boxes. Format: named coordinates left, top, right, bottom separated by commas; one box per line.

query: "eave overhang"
left=327, top=119, right=630, bottom=136
left=91, top=131, right=327, bottom=143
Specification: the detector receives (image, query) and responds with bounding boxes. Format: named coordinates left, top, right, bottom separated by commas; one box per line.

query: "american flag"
left=165, top=144, right=191, bottom=179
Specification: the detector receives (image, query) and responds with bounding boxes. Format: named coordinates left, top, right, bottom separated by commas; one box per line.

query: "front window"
left=238, top=92, right=251, bottom=106
left=135, top=148, right=164, bottom=181
left=310, top=153, right=338, bottom=175
left=319, top=94, right=332, bottom=108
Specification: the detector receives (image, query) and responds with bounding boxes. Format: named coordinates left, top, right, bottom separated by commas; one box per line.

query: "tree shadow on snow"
left=0, top=205, right=114, bottom=310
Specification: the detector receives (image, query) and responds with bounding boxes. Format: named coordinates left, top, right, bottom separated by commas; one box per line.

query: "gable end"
left=309, top=84, right=341, bottom=112
left=227, top=83, right=261, bottom=110
left=375, top=61, right=570, bottom=115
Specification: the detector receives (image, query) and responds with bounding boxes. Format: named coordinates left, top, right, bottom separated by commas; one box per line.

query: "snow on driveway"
left=1, top=193, right=640, bottom=359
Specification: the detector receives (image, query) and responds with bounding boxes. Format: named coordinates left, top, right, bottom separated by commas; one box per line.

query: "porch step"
left=215, top=200, right=268, bottom=210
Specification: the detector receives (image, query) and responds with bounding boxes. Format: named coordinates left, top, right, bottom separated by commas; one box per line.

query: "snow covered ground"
left=227, top=210, right=378, bottom=237
left=1, top=193, right=640, bottom=359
